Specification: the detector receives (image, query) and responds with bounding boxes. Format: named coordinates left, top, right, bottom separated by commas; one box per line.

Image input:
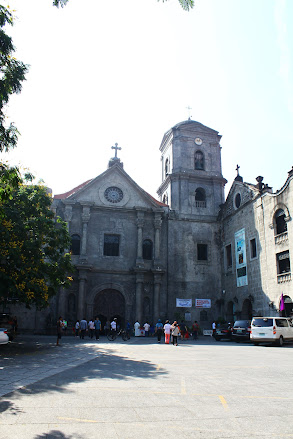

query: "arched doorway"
left=242, top=299, right=252, bottom=320
left=93, top=289, right=125, bottom=332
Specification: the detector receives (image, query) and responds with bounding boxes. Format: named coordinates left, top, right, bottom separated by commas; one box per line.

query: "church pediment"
left=221, top=179, right=259, bottom=219
left=54, top=163, right=165, bottom=210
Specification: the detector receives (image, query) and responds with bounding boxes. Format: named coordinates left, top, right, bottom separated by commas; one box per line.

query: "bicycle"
left=107, top=328, right=130, bottom=341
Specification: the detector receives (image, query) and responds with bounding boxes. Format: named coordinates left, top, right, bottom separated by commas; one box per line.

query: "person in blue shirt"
left=94, top=317, right=101, bottom=340
left=155, top=319, right=163, bottom=343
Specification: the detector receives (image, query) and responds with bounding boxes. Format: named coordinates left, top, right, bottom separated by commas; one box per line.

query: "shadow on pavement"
left=35, top=431, right=83, bottom=439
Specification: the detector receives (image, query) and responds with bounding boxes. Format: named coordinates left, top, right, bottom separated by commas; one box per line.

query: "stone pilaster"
left=135, top=273, right=144, bottom=324
left=136, top=211, right=144, bottom=267
left=81, top=205, right=91, bottom=259
left=154, top=212, right=162, bottom=263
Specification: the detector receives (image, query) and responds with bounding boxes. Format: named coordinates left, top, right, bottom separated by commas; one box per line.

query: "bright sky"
left=2, top=0, right=293, bottom=198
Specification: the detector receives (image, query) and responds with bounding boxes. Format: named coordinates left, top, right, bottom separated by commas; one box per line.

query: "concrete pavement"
left=0, top=334, right=293, bottom=438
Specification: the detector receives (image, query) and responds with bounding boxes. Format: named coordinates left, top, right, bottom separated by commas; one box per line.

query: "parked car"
left=231, top=320, right=251, bottom=342
left=251, top=317, right=293, bottom=346
left=0, top=314, right=15, bottom=341
left=213, top=323, right=233, bottom=341
left=0, top=328, right=9, bottom=345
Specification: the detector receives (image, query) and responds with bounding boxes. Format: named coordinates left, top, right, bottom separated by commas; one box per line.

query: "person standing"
left=212, top=321, right=216, bottom=337
left=192, top=320, right=199, bottom=340
left=171, top=321, right=180, bottom=346
left=56, top=316, right=63, bottom=346
left=80, top=317, right=87, bottom=339
left=111, top=318, right=117, bottom=333
left=179, top=321, right=187, bottom=340
left=88, top=319, right=95, bottom=339
left=164, top=320, right=171, bottom=344
left=134, top=321, right=141, bottom=336
left=75, top=320, right=80, bottom=337
left=143, top=322, right=150, bottom=337
left=155, top=319, right=163, bottom=343
left=94, top=317, right=101, bottom=340
left=104, top=320, right=110, bottom=336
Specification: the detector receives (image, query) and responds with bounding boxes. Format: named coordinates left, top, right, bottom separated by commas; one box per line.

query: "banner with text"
left=195, top=299, right=211, bottom=308
left=235, top=228, right=248, bottom=287
left=176, top=298, right=192, bottom=308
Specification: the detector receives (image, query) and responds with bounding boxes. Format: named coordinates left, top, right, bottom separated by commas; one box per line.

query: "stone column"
left=81, top=205, right=91, bottom=258
left=153, top=274, right=162, bottom=322
left=135, top=273, right=144, bottom=324
left=154, top=213, right=162, bottom=263
left=136, top=211, right=144, bottom=266
left=77, top=273, right=87, bottom=319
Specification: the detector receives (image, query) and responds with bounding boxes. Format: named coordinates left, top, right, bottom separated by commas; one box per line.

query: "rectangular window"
left=276, top=251, right=290, bottom=274
left=197, top=244, right=208, bottom=261
left=225, top=244, right=232, bottom=268
left=250, top=238, right=257, bottom=259
left=104, top=234, right=120, bottom=256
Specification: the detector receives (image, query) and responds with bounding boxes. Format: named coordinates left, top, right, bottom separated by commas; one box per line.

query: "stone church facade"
left=5, top=120, right=293, bottom=332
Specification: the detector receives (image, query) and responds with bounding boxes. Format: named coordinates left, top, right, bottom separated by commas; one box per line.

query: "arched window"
left=143, top=239, right=153, bottom=260
left=195, top=150, right=204, bottom=170
left=163, top=194, right=169, bottom=205
left=165, top=158, right=169, bottom=178
left=195, top=188, right=206, bottom=208
left=274, top=209, right=287, bottom=235
left=71, top=234, right=81, bottom=255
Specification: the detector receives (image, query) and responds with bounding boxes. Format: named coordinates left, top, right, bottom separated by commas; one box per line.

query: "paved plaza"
left=0, top=334, right=293, bottom=439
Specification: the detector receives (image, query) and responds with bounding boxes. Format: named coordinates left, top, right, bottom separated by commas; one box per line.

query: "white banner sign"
left=176, top=298, right=192, bottom=308
left=195, top=299, right=211, bottom=308
left=235, top=228, right=248, bottom=287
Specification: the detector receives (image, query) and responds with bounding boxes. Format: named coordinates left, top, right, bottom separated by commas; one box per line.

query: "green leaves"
left=158, top=0, right=195, bottom=11
left=0, top=182, right=74, bottom=309
left=0, top=6, right=28, bottom=153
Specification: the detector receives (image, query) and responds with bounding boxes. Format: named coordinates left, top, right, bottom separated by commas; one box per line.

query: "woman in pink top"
left=164, top=320, right=171, bottom=344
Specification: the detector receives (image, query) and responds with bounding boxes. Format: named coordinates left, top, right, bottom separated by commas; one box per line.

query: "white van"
left=251, top=317, right=293, bottom=346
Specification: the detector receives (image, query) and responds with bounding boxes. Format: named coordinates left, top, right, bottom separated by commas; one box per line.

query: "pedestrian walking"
left=155, top=319, right=163, bottom=343
left=56, top=316, right=63, bottom=346
left=94, top=316, right=101, bottom=340
left=75, top=320, right=80, bottom=337
left=164, top=320, right=171, bottom=344
left=80, top=318, right=87, bottom=339
left=171, top=321, right=180, bottom=346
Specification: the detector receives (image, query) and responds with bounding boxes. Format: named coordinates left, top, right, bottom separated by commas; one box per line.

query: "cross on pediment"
left=111, top=143, right=121, bottom=158
left=236, top=164, right=240, bottom=176
left=186, top=105, right=192, bottom=120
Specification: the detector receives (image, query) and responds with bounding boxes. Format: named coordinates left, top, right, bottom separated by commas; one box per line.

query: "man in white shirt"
left=143, top=322, right=150, bottom=337
left=111, top=318, right=117, bottom=332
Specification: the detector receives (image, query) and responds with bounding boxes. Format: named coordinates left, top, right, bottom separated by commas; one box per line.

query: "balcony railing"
left=277, top=272, right=291, bottom=283
left=275, top=232, right=288, bottom=245
left=195, top=201, right=206, bottom=208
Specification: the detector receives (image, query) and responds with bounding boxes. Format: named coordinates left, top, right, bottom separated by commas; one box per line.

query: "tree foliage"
left=0, top=5, right=28, bottom=153
left=52, top=0, right=194, bottom=11
left=0, top=181, right=74, bottom=309
left=158, top=0, right=194, bottom=11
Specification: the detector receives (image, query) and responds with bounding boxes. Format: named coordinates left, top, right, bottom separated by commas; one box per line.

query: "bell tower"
left=157, top=119, right=227, bottom=219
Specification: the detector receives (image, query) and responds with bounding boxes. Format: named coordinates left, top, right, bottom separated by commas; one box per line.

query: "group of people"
left=153, top=319, right=200, bottom=345
left=74, top=317, right=102, bottom=340
left=57, top=315, right=200, bottom=346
